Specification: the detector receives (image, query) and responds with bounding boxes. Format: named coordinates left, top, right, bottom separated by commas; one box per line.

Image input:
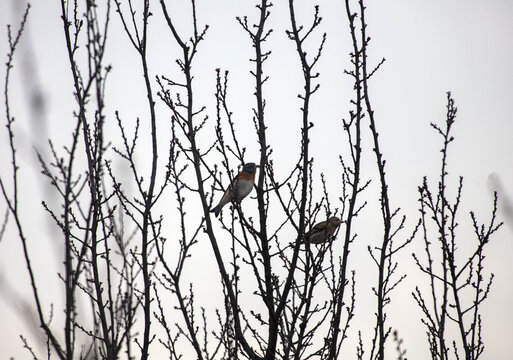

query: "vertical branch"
left=85, top=0, right=117, bottom=357
left=358, top=2, right=390, bottom=356
left=238, top=5, right=277, bottom=358
left=58, top=0, right=119, bottom=358
left=139, top=2, right=157, bottom=356
left=343, top=1, right=391, bottom=358
left=58, top=1, right=89, bottom=357
left=354, top=1, right=417, bottom=359
left=412, top=94, right=457, bottom=360
left=322, top=1, right=369, bottom=357
left=113, top=0, right=160, bottom=357
left=278, top=2, right=329, bottom=359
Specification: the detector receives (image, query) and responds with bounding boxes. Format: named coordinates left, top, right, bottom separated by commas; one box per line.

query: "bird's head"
left=242, top=162, right=258, bottom=174
left=328, top=216, right=342, bottom=227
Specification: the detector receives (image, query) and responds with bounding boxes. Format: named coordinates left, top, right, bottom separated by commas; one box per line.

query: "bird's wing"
left=228, top=173, right=241, bottom=192
left=326, top=222, right=339, bottom=236
left=308, top=220, right=328, bottom=236
left=216, top=174, right=240, bottom=206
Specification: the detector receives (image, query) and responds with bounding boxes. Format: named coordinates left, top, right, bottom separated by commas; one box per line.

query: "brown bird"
left=210, top=163, right=258, bottom=217
left=305, top=216, right=342, bottom=244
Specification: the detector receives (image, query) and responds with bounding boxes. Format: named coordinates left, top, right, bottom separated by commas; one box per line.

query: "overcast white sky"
left=1, top=1, right=512, bottom=359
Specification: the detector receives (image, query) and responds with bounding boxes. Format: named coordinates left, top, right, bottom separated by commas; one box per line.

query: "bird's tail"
left=210, top=205, right=221, bottom=217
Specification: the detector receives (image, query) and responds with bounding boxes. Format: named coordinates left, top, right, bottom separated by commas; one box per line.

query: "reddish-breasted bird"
left=305, top=216, right=342, bottom=244
left=210, top=162, right=258, bottom=217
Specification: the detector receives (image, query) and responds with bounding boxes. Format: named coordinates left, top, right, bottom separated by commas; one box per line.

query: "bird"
left=305, top=216, right=342, bottom=244
left=210, top=162, right=258, bottom=217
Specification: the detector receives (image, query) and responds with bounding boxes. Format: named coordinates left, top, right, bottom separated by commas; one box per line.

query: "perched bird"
left=305, top=216, right=342, bottom=244
left=210, top=162, right=258, bottom=217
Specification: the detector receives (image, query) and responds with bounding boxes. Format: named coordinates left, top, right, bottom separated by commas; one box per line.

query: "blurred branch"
left=1, top=4, right=68, bottom=360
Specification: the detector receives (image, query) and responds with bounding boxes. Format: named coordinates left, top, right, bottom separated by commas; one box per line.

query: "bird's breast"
left=236, top=179, right=254, bottom=199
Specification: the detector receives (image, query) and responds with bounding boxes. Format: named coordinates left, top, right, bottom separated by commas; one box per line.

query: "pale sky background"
left=0, top=1, right=512, bottom=359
